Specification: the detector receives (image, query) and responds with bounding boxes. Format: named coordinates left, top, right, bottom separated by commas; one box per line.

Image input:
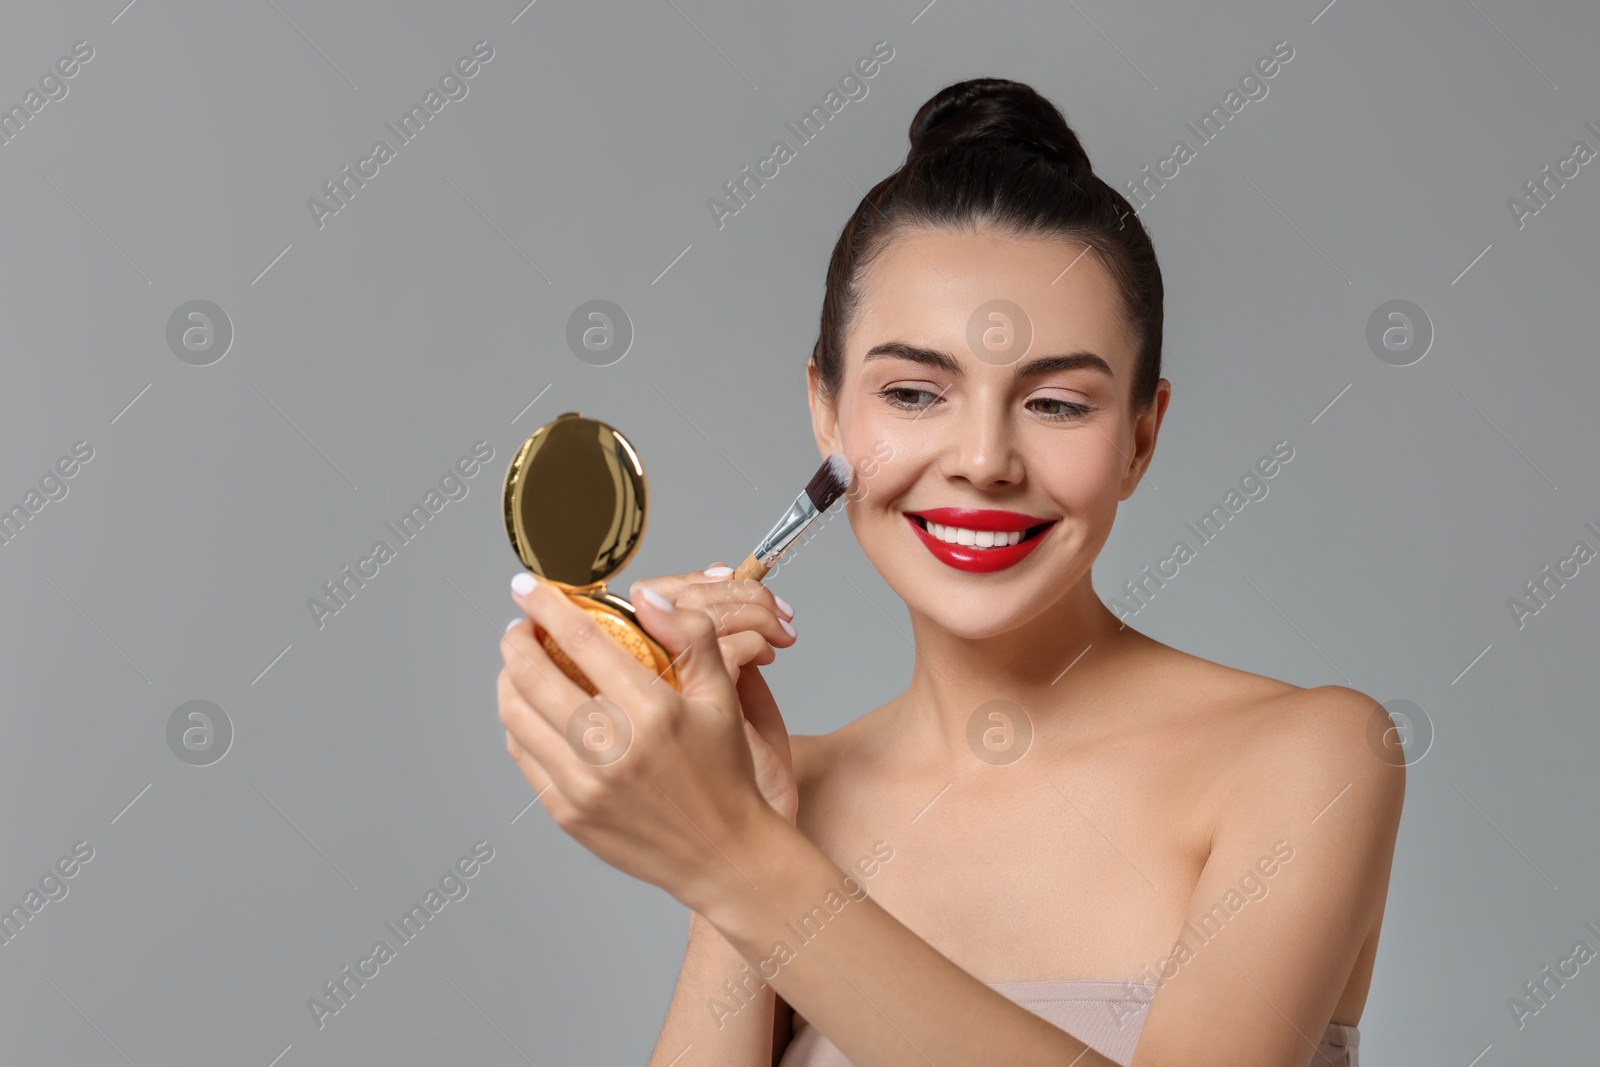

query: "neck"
left=889, top=573, right=1140, bottom=766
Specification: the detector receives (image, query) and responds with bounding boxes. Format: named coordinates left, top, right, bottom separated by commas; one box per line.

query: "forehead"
left=849, top=226, right=1135, bottom=369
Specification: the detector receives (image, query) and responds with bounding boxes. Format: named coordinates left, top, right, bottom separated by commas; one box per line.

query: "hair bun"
left=907, top=78, right=1093, bottom=176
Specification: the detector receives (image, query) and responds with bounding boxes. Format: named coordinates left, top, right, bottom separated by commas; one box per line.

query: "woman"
left=499, top=78, right=1404, bottom=1067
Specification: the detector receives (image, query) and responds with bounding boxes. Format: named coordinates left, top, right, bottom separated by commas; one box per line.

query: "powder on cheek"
left=849, top=432, right=926, bottom=509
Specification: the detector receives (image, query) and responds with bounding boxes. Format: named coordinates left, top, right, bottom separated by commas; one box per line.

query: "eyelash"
left=876, top=386, right=1093, bottom=421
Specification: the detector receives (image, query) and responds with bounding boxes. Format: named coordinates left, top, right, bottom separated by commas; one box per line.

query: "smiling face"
left=808, top=224, right=1169, bottom=640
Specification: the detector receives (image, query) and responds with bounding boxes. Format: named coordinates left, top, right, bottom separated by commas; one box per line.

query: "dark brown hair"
left=810, top=77, right=1163, bottom=413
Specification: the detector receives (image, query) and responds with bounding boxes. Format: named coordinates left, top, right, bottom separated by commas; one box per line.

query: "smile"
left=902, top=507, right=1057, bottom=574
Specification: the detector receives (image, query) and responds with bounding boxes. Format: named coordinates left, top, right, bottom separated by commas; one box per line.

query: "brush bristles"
left=804, top=452, right=855, bottom=512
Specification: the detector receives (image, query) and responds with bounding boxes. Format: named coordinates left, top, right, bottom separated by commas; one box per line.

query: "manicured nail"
left=639, top=585, right=676, bottom=612
left=779, top=617, right=797, bottom=639
left=505, top=617, right=523, bottom=633
left=772, top=593, right=794, bottom=619
left=703, top=564, right=733, bottom=577
left=511, top=572, right=536, bottom=597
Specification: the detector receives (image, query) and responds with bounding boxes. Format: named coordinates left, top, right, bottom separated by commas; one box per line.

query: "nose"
left=938, top=392, right=1024, bottom=489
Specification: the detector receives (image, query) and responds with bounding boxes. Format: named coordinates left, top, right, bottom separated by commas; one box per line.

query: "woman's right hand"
left=628, top=565, right=800, bottom=822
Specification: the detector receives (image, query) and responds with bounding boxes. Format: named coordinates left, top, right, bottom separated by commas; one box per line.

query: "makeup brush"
left=732, top=453, right=854, bottom=582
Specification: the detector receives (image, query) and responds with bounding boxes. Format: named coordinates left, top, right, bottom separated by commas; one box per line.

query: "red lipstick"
left=902, top=508, right=1057, bottom=574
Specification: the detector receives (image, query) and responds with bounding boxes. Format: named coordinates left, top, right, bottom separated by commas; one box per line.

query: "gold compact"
left=502, top=412, right=679, bottom=694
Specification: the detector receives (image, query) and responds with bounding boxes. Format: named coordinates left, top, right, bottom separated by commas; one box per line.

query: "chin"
left=917, top=598, right=1049, bottom=640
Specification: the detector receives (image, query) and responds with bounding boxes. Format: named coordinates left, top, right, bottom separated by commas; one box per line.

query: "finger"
left=629, top=564, right=736, bottom=607
left=502, top=722, right=577, bottom=825
left=500, top=628, right=610, bottom=806
left=497, top=664, right=565, bottom=765
left=677, top=590, right=796, bottom=649
left=638, top=568, right=795, bottom=618
left=704, top=574, right=791, bottom=618
left=504, top=726, right=554, bottom=796
left=496, top=668, right=586, bottom=829
left=719, top=631, right=776, bottom=681
left=735, top=665, right=792, bottom=764
left=626, top=582, right=737, bottom=708
left=500, top=615, right=564, bottom=692
left=501, top=613, right=593, bottom=732
left=514, top=574, right=673, bottom=714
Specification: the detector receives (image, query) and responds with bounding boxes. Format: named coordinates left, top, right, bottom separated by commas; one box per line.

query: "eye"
left=877, top=386, right=942, bottom=412
left=1029, top=396, right=1093, bottom=421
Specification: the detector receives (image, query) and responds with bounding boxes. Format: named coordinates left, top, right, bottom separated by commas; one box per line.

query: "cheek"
left=835, top=395, right=1132, bottom=513
left=834, top=402, right=919, bottom=502
left=1040, top=432, right=1128, bottom=508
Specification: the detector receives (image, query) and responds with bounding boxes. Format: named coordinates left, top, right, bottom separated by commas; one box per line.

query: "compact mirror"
left=502, top=412, right=679, bottom=694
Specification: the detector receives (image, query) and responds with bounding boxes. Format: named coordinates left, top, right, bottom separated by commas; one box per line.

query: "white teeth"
left=924, top=521, right=1024, bottom=547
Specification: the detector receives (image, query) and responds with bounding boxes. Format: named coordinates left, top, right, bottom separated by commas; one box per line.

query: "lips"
left=902, top=507, right=1058, bottom=574
left=906, top=508, right=1053, bottom=532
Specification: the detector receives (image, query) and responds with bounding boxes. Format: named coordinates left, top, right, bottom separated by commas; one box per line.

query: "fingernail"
left=703, top=564, right=733, bottom=577
left=639, top=585, right=676, bottom=612
left=505, top=617, right=523, bottom=633
left=772, top=593, right=794, bottom=619
left=511, top=572, right=536, bottom=597
left=779, top=617, right=797, bottom=639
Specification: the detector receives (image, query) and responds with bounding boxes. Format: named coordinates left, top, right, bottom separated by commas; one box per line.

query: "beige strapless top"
left=777, top=979, right=1359, bottom=1066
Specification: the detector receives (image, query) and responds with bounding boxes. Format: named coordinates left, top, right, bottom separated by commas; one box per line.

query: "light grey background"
left=2, top=0, right=1597, bottom=1063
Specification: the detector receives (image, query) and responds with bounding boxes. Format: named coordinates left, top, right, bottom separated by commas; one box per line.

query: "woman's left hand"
left=498, top=572, right=781, bottom=907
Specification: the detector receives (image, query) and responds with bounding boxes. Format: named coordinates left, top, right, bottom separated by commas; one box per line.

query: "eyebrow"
left=862, top=341, right=1115, bottom=381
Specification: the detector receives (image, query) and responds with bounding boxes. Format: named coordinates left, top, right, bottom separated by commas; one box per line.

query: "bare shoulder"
left=1249, top=684, right=1406, bottom=772
left=1147, top=641, right=1393, bottom=753
left=1133, top=639, right=1406, bottom=817
left=784, top=705, right=897, bottom=828
left=1153, top=654, right=1408, bottom=946
left=787, top=713, right=874, bottom=797
left=1216, top=680, right=1408, bottom=828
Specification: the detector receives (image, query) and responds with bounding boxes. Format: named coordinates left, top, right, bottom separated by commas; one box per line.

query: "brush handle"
left=732, top=554, right=769, bottom=583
